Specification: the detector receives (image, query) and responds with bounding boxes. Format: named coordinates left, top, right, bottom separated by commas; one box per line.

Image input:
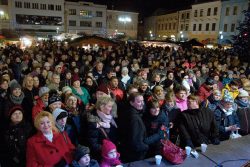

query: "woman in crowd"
left=2, top=105, right=32, bottom=167
left=26, top=111, right=75, bottom=166
left=201, top=90, right=222, bottom=112
left=178, top=95, right=220, bottom=149
left=86, top=96, right=118, bottom=160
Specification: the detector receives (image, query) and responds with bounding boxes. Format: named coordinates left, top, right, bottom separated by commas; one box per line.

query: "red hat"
left=72, top=74, right=80, bottom=83
left=97, top=84, right=109, bottom=95
left=7, top=105, right=24, bottom=119
left=101, top=139, right=117, bottom=157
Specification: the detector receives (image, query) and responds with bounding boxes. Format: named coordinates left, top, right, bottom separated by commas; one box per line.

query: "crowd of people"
left=0, top=40, right=250, bottom=167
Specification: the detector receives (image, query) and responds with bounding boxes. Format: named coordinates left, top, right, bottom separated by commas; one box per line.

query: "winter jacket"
left=201, top=94, right=221, bottom=112
left=26, top=131, right=75, bottom=167
left=214, top=105, right=240, bottom=140
left=22, top=88, right=35, bottom=123
left=235, top=99, right=250, bottom=135
left=2, top=121, right=32, bottom=167
left=71, top=86, right=91, bottom=105
left=179, top=108, right=219, bottom=148
left=175, top=97, right=188, bottom=112
left=100, top=153, right=121, bottom=167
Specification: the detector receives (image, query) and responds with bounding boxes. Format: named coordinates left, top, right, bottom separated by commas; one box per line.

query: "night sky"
left=73, top=0, right=211, bottom=19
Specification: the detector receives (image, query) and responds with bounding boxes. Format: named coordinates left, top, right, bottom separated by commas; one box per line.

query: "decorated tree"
left=232, top=8, right=250, bottom=62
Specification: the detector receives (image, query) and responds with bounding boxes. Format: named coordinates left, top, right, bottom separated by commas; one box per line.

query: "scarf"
left=121, top=74, right=130, bottom=84
left=55, top=122, right=65, bottom=132
left=9, top=93, right=25, bottom=104
left=97, top=110, right=117, bottom=128
left=43, top=131, right=53, bottom=142
left=236, top=99, right=249, bottom=108
left=222, top=107, right=234, bottom=116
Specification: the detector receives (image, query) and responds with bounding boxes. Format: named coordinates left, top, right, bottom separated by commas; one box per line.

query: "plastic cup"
left=155, top=155, right=162, bottom=165
left=201, top=144, right=207, bottom=153
left=115, top=165, right=123, bottom=167
left=185, top=146, right=191, bottom=157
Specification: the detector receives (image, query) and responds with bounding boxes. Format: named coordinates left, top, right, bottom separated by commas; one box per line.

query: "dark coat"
left=26, top=131, right=75, bottom=167
left=120, top=105, right=149, bottom=162
left=179, top=108, right=219, bottom=148
left=71, top=159, right=99, bottom=167
left=22, top=88, right=35, bottom=123
left=2, top=121, right=32, bottom=167
left=86, top=110, right=118, bottom=160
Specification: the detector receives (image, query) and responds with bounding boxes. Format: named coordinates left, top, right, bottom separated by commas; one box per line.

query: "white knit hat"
left=39, top=87, right=50, bottom=97
left=62, top=86, right=72, bottom=94
left=238, top=89, right=249, bottom=97
left=52, top=108, right=68, bottom=121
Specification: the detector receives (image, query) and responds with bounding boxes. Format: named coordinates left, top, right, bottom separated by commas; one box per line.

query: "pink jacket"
left=100, top=153, right=121, bottom=167
left=176, top=97, right=188, bottom=112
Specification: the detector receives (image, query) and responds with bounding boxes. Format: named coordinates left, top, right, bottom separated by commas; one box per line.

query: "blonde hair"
left=95, top=95, right=114, bottom=111
left=22, top=74, right=33, bottom=88
left=34, top=111, right=58, bottom=133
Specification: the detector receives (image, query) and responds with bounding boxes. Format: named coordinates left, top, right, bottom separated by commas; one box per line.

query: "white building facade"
left=6, top=0, right=64, bottom=37
left=65, top=1, right=107, bottom=36
left=107, top=10, right=138, bottom=39
left=189, top=0, right=221, bottom=44
left=177, top=9, right=191, bottom=41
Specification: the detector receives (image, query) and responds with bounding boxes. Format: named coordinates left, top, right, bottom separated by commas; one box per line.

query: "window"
left=56, top=5, right=61, bottom=11
left=194, top=10, right=198, bottom=17
left=162, top=24, right=164, bottom=30
left=48, top=4, right=54, bottom=10
left=40, top=4, right=46, bottom=10
left=186, top=13, right=190, bottom=19
left=173, top=23, right=176, bottom=30
left=193, top=24, right=196, bottom=31
left=205, top=23, right=209, bottom=31
left=15, top=1, right=22, bottom=8
left=200, top=9, right=203, bottom=17
left=181, top=13, right=184, bottom=19
left=158, top=24, right=160, bottom=31
left=207, top=8, right=211, bottom=16
left=233, top=6, right=238, bottom=15
left=169, top=23, right=171, bottom=30
left=212, top=23, right=216, bottom=31
left=226, top=7, right=230, bottom=16
left=199, top=24, right=202, bottom=31
left=165, top=23, right=168, bottom=30
left=185, top=24, right=189, bottom=31
left=231, top=23, right=235, bottom=32
left=214, top=7, right=218, bottom=15
left=96, top=22, right=102, bottom=28
left=69, top=20, right=76, bottom=26
left=181, top=24, right=184, bottom=31
left=69, top=9, right=76, bottom=15
left=96, top=11, right=103, bottom=17
left=32, top=3, right=38, bottom=9
left=80, top=10, right=92, bottom=17
left=24, top=2, right=30, bottom=8
left=80, top=21, right=92, bottom=27
left=16, top=14, right=62, bottom=25
left=224, top=24, right=228, bottom=32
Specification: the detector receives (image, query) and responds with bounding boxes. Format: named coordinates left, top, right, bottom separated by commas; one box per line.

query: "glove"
left=212, top=138, right=220, bottom=145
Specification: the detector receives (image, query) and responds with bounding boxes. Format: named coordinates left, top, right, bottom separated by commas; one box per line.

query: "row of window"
left=193, top=23, right=217, bottom=31
left=157, top=22, right=177, bottom=31
left=68, top=9, right=103, bottom=17
left=181, top=13, right=190, bottom=20
left=16, top=14, right=62, bottom=25
left=69, top=20, right=103, bottom=28
left=223, top=23, right=236, bottom=32
left=225, top=6, right=238, bottom=16
left=15, top=1, right=62, bottom=11
left=194, top=7, right=218, bottom=17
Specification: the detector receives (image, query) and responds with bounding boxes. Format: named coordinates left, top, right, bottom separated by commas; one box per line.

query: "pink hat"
left=101, top=139, right=116, bottom=157
left=72, top=74, right=80, bottom=83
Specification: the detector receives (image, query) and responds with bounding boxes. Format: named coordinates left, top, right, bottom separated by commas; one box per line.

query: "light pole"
left=179, top=31, right=184, bottom=41
left=219, top=31, right=223, bottom=45
left=56, top=27, right=59, bottom=34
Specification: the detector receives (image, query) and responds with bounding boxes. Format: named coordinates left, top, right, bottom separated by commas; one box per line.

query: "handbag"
left=161, top=139, right=187, bottom=165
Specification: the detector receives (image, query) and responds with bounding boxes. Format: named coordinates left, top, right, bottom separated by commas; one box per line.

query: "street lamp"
left=180, top=31, right=184, bottom=41
left=219, top=31, right=223, bottom=45
left=56, top=27, right=59, bottom=34
left=118, top=16, right=132, bottom=37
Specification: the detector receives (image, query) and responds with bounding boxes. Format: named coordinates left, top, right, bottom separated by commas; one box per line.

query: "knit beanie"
left=7, top=105, right=23, bottom=119
left=238, top=89, right=249, bottom=97
left=74, top=145, right=90, bottom=161
left=72, top=75, right=80, bottom=83
left=222, top=90, right=234, bottom=103
left=62, top=86, right=72, bottom=94
left=39, top=87, right=50, bottom=97
left=52, top=108, right=68, bottom=121
left=9, top=80, right=21, bottom=93
left=101, top=139, right=117, bottom=157
left=205, top=78, right=214, bottom=86
left=48, top=94, right=61, bottom=106
left=97, top=84, right=109, bottom=95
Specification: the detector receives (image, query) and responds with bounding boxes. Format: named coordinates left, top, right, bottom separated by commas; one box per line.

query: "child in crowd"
left=100, top=139, right=122, bottom=167
left=71, top=145, right=99, bottom=167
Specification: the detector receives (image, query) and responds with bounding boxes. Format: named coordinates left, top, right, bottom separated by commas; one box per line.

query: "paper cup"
left=201, top=144, right=207, bottom=153
left=185, top=146, right=191, bottom=156
left=115, top=165, right=123, bottom=167
left=155, top=155, right=162, bottom=165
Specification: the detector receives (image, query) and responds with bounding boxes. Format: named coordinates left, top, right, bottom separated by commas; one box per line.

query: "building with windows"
left=189, top=0, right=221, bottom=44
left=0, top=2, right=10, bottom=34
left=177, top=8, right=191, bottom=41
left=144, top=15, right=157, bottom=40
left=219, top=0, right=249, bottom=45
left=155, top=11, right=179, bottom=41
left=106, top=10, right=138, bottom=39
left=5, top=0, right=64, bottom=37
left=65, top=1, right=107, bottom=36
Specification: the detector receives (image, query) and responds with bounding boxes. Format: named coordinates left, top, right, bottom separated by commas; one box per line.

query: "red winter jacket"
left=32, top=98, right=46, bottom=121
left=197, top=84, right=212, bottom=102
left=26, top=131, right=75, bottom=167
